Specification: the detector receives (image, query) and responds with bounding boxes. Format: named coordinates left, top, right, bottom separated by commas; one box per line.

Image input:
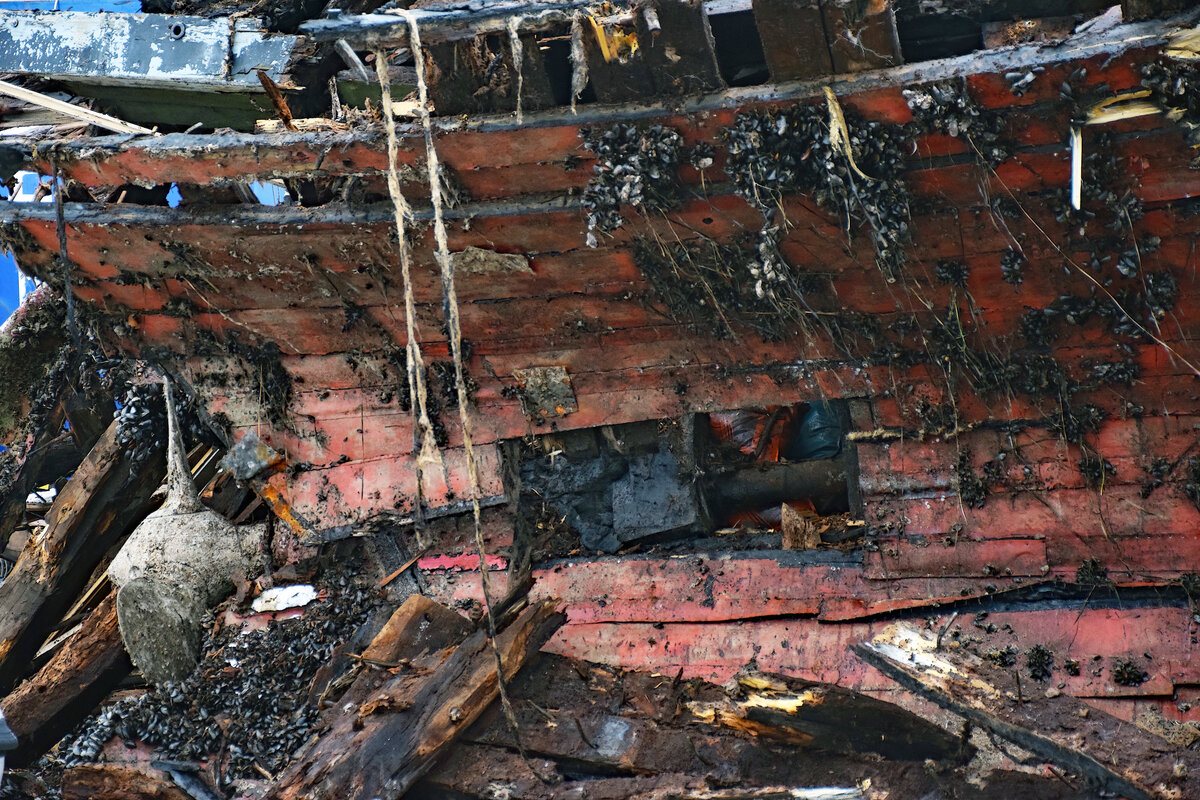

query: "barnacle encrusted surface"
left=581, top=123, right=685, bottom=245
left=723, top=103, right=912, bottom=281
left=58, top=575, right=371, bottom=783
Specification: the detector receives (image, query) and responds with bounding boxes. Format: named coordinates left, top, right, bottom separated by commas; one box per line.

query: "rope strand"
left=375, top=51, right=443, bottom=541
left=384, top=20, right=543, bottom=779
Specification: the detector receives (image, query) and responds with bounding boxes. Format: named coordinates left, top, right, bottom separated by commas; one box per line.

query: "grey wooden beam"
left=0, top=11, right=300, bottom=90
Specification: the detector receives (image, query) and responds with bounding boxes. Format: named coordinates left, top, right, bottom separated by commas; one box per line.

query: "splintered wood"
left=267, top=600, right=563, bottom=800
left=1, top=592, right=129, bottom=767
left=0, top=421, right=165, bottom=696
left=856, top=623, right=1200, bottom=800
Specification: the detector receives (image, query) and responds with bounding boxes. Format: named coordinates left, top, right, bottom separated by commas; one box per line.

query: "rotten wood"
left=0, top=80, right=152, bottom=135
left=822, top=0, right=902, bottom=74
left=255, top=117, right=351, bottom=133
left=751, top=0, right=832, bottom=81
left=581, top=18, right=658, bottom=103
left=686, top=667, right=965, bottom=762
left=268, top=600, right=563, bottom=800
left=0, top=420, right=166, bottom=695
left=1, top=591, right=131, bottom=766
left=61, top=764, right=192, bottom=800
left=854, top=623, right=1200, bottom=800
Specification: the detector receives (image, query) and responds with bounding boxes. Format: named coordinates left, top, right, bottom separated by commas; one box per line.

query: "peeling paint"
left=0, top=11, right=298, bottom=90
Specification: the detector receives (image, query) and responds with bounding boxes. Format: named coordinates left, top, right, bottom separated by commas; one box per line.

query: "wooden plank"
left=1, top=592, right=131, bottom=767
left=0, top=421, right=165, bottom=695
left=751, top=0, right=831, bottom=81
left=822, top=0, right=902, bottom=74
left=635, top=0, right=724, bottom=95
left=545, top=605, right=1200, bottom=695
left=0, top=79, right=154, bottom=135
left=854, top=622, right=1200, bottom=800
left=267, top=601, right=564, bottom=800
left=0, top=11, right=299, bottom=91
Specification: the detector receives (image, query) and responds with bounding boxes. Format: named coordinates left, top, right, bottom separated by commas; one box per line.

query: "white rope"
left=374, top=49, right=443, bottom=536
left=507, top=17, right=525, bottom=125
left=569, top=13, right=588, bottom=115
left=391, top=10, right=542, bottom=776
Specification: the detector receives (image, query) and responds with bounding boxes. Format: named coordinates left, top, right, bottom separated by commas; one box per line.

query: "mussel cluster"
left=723, top=104, right=911, bottom=282
left=1090, top=358, right=1140, bottom=388
left=1143, top=59, right=1200, bottom=151
left=581, top=123, right=685, bottom=246
left=749, top=225, right=788, bottom=301
left=1143, top=270, right=1178, bottom=321
left=1000, top=248, right=1025, bottom=285
left=933, top=258, right=969, bottom=288
left=903, top=80, right=1009, bottom=165
left=58, top=575, right=372, bottom=784
left=115, top=382, right=216, bottom=469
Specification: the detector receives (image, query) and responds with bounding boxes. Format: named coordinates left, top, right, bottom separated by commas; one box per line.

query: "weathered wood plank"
left=854, top=622, right=1200, bottom=800
left=750, top=0, right=832, bottom=81
left=267, top=600, right=564, bottom=800
left=2, top=592, right=131, bottom=766
left=636, top=0, right=724, bottom=95
left=0, top=421, right=165, bottom=695
left=0, top=11, right=300, bottom=90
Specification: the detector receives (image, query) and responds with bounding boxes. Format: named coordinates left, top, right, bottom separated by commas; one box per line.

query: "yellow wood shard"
left=823, top=86, right=874, bottom=182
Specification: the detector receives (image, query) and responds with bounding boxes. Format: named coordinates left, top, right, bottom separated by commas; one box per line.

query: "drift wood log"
left=0, top=419, right=165, bottom=695
left=854, top=623, right=1200, bottom=800
left=108, top=379, right=262, bottom=685
left=2, top=591, right=130, bottom=766
left=268, top=600, right=563, bottom=800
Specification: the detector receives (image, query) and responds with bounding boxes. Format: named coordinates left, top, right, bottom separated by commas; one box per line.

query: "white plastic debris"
left=251, top=584, right=318, bottom=614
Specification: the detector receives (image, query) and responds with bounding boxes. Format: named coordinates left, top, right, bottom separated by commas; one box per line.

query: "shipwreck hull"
left=2, top=7, right=1200, bottom=767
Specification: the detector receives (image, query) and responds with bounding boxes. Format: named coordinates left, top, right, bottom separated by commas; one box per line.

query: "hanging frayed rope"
left=384, top=15, right=544, bottom=780
left=374, top=49, right=443, bottom=541
left=569, top=13, right=588, bottom=115
left=506, top=17, right=525, bottom=125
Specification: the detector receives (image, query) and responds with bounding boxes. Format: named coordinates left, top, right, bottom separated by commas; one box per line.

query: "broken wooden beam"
left=0, top=420, right=166, bottom=695
left=1, top=591, right=131, bottom=766
left=267, top=600, right=563, bottom=800
left=854, top=623, right=1200, bottom=800
left=60, top=763, right=192, bottom=800
left=0, top=80, right=152, bottom=136
left=686, top=667, right=967, bottom=762
left=360, top=593, right=473, bottom=664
